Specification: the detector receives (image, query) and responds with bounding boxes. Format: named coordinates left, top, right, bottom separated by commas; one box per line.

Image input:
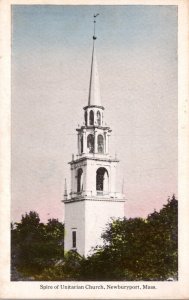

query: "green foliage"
left=11, top=195, right=178, bottom=281
left=145, top=194, right=178, bottom=280
left=11, top=211, right=64, bottom=278
left=80, top=195, right=178, bottom=281
left=35, top=250, right=83, bottom=281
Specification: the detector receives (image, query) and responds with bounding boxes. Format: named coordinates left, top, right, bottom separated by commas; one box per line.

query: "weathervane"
left=93, top=13, right=99, bottom=40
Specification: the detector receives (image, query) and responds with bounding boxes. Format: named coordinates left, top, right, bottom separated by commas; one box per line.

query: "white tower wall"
left=85, top=199, right=125, bottom=256
left=64, top=201, right=85, bottom=256
left=64, top=199, right=125, bottom=257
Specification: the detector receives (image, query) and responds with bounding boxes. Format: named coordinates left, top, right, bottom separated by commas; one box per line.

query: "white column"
left=94, top=129, right=98, bottom=153
left=87, top=108, right=90, bottom=126
left=83, top=130, right=87, bottom=153
left=94, top=108, right=97, bottom=125
left=70, top=166, right=74, bottom=195
left=74, top=166, right=77, bottom=194
left=104, top=132, right=107, bottom=154
left=85, top=163, right=89, bottom=195
left=104, top=171, right=109, bottom=194
left=106, top=132, right=110, bottom=154
left=77, top=133, right=80, bottom=155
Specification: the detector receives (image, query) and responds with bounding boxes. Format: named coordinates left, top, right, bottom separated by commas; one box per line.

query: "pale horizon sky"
left=12, top=5, right=178, bottom=223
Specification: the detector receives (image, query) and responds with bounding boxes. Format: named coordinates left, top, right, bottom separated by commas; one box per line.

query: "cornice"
left=83, top=105, right=105, bottom=110
left=69, top=155, right=119, bottom=165
left=76, top=125, right=111, bottom=132
left=63, top=197, right=126, bottom=204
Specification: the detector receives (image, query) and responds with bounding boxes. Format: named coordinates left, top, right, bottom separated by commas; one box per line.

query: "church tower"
left=63, top=15, right=125, bottom=257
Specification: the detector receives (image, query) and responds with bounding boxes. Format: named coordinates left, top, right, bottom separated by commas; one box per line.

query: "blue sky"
left=12, top=5, right=178, bottom=222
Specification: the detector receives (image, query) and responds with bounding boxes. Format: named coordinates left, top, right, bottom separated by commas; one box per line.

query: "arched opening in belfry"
left=96, top=167, right=109, bottom=193
left=84, top=111, right=87, bottom=126
left=89, top=110, right=94, bottom=125
left=87, top=134, right=94, bottom=153
left=80, top=135, right=83, bottom=153
left=97, top=134, right=104, bottom=153
left=97, top=110, right=101, bottom=125
left=77, top=168, right=83, bottom=192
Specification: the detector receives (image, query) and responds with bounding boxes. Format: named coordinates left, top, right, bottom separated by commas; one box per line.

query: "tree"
left=80, top=217, right=147, bottom=280
left=11, top=196, right=178, bottom=281
left=145, top=194, right=178, bottom=280
left=35, top=250, right=83, bottom=281
left=11, top=211, right=64, bottom=278
left=80, top=195, right=178, bottom=281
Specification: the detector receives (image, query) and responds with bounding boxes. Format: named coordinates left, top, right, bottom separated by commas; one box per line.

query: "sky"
left=11, top=5, right=178, bottom=223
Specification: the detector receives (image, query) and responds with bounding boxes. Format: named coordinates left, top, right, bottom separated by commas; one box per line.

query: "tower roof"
left=88, top=15, right=101, bottom=107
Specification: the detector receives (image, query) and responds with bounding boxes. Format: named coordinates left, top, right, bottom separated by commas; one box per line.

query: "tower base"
left=64, top=197, right=125, bottom=257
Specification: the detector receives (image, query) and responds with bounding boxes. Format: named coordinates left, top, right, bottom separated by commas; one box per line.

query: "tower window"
left=77, top=168, right=83, bottom=192
left=87, top=134, right=94, bottom=153
left=97, top=111, right=101, bottom=125
left=97, top=134, right=104, bottom=153
left=72, top=230, right=76, bottom=248
left=84, top=111, right=87, bottom=126
left=89, top=110, right=94, bottom=125
left=96, top=167, right=109, bottom=193
left=81, top=135, right=83, bottom=153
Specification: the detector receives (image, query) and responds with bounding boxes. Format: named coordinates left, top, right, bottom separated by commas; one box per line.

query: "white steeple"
left=88, top=14, right=101, bottom=107
left=63, top=15, right=125, bottom=257
left=88, top=43, right=101, bottom=106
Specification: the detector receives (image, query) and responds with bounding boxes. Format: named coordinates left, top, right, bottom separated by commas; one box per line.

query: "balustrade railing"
left=69, top=190, right=122, bottom=199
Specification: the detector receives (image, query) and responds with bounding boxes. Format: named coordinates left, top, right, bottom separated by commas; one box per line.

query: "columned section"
left=69, top=156, right=119, bottom=199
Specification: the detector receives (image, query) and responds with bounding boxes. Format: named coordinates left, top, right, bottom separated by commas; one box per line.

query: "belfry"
left=63, top=15, right=125, bottom=257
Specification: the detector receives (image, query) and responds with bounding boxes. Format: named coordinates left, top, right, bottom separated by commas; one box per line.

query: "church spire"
left=88, top=14, right=101, bottom=107
left=63, top=16, right=125, bottom=257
